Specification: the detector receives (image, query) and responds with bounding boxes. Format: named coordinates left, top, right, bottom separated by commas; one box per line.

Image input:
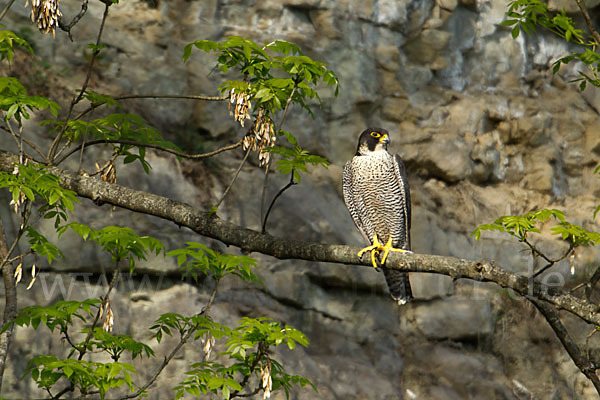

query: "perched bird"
left=342, top=128, right=413, bottom=304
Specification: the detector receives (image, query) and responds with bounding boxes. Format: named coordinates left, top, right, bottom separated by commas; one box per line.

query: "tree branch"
left=48, top=1, right=111, bottom=162
left=0, top=149, right=599, bottom=326
left=120, top=278, right=220, bottom=399
left=0, top=218, right=16, bottom=393
left=73, top=93, right=229, bottom=122
left=215, top=146, right=251, bottom=209
left=262, top=172, right=296, bottom=234
left=58, top=0, right=89, bottom=41
left=573, top=0, right=600, bottom=46
left=53, top=138, right=243, bottom=166
left=529, top=297, right=600, bottom=395
left=0, top=0, right=16, bottom=22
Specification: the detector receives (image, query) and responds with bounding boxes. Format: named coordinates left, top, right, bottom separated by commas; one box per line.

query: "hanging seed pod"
left=228, top=88, right=252, bottom=127
left=26, top=0, right=62, bottom=38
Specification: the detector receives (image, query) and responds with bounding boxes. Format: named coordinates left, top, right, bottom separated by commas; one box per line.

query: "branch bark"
left=573, top=0, right=600, bottom=46
left=529, top=298, right=600, bottom=394
left=1, top=148, right=599, bottom=327
left=0, top=218, right=17, bottom=393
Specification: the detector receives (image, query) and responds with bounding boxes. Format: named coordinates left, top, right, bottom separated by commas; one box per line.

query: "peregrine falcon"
left=342, top=128, right=413, bottom=304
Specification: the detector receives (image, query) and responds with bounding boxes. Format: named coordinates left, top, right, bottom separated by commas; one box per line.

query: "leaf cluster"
left=44, top=113, right=182, bottom=173
left=0, top=77, right=60, bottom=123
left=58, top=223, right=165, bottom=271
left=502, top=0, right=599, bottom=90
left=151, top=313, right=227, bottom=343
left=0, top=162, right=79, bottom=227
left=268, top=130, right=329, bottom=183
left=472, top=208, right=600, bottom=247
left=84, top=327, right=155, bottom=361
left=2, top=298, right=100, bottom=334
left=168, top=241, right=260, bottom=283
left=25, top=355, right=136, bottom=400
left=0, top=28, right=33, bottom=63
left=184, top=36, right=338, bottom=117
left=25, top=226, right=63, bottom=264
left=174, top=317, right=313, bottom=399
left=9, top=300, right=151, bottom=398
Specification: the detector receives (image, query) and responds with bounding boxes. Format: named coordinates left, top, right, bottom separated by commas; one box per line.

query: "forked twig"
left=57, top=0, right=89, bottom=41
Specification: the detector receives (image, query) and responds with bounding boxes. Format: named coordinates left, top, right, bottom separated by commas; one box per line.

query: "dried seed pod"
left=260, top=359, right=272, bottom=399
left=103, top=299, right=114, bottom=332
left=13, top=260, right=23, bottom=284
left=202, top=333, right=216, bottom=360
left=26, top=0, right=62, bottom=38
left=26, top=264, right=37, bottom=290
left=229, top=89, right=252, bottom=127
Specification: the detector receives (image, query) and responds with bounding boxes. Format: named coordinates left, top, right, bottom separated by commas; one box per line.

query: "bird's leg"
left=379, top=237, right=412, bottom=265
left=357, top=234, right=384, bottom=269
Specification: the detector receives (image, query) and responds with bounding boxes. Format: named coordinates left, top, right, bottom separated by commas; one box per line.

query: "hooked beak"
left=380, top=134, right=390, bottom=145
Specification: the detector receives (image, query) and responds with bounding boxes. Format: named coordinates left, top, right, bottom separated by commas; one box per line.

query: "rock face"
left=2, top=0, right=600, bottom=399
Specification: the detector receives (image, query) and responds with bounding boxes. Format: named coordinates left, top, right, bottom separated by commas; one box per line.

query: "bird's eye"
left=370, top=131, right=381, bottom=138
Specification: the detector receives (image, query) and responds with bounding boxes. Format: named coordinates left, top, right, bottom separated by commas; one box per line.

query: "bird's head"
left=356, top=128, right=390, bottom=155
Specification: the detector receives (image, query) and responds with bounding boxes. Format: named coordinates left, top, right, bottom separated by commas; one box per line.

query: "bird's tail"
left=383, top=268, right=413, bottom=305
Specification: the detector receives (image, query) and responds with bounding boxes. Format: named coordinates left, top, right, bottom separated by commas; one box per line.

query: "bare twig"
left=54, top=138, right=243, bottom=166
left=116, top=94, right=228, bottom=102
left=58, top=0, right=89, bottom=41
left=5, top=120, right=21, bottom=151
left=261, top=172, right=296, bottom=234
left=76, top=110, right=96, bottom=172
left=74, top=93, right=229, bottom=122
left=0, top=0, right=16, bottom=22
left=260, top=168, right=270, bottom=221
left=573, top=0, right=600, bottom=45
left=1, top=128, right=49, bottom=163
left=48, top=1, right=111, bottom=162
left=215, top=146, right=251, bottom=209
left=529, top=297, right=600, bottom=395
left=526, top=238, right=573, bottom=277
left=260, top=85, right=297, bottom=224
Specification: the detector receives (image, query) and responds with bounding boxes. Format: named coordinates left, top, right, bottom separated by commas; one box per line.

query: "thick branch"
left=0, top=149, right=599, bottom=327
left=0, top=218, right=16, bottom=393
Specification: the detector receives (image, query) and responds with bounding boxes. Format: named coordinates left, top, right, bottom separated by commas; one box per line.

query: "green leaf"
left=511, top=25, right=520, bottom=38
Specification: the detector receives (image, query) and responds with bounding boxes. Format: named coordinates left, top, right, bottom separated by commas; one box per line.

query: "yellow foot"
left=357, top=234, right=411, bottom=269
left=357, top=234, right=385, bottom=269
left=379, top=237, right=411, bottom=265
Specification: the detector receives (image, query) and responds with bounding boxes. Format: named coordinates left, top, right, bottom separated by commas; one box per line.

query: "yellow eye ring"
left=370, top=131, right=381, bottom=138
